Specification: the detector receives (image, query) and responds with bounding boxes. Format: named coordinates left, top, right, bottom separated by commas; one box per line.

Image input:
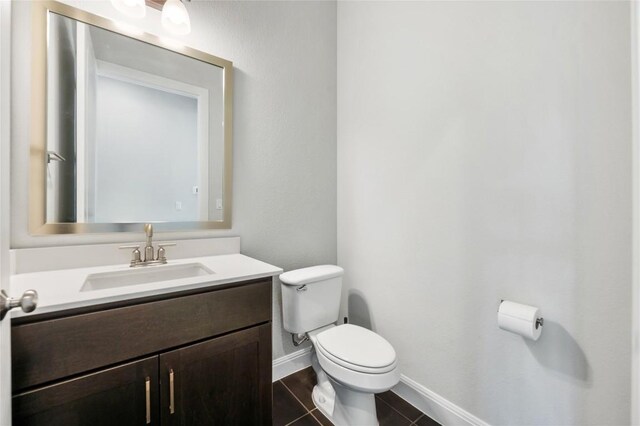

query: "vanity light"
left=110, top=0, right=146, bottom=19
left=161, top=0, right=191, bottom=36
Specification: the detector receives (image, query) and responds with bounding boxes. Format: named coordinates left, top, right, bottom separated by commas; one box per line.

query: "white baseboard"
left=272, top=346, right=313, bottom=382
left=392, top=375, right=490, bottom=426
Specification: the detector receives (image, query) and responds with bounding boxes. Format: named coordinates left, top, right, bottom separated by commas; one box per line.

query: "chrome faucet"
left=119, top=224, right=176, bottom=267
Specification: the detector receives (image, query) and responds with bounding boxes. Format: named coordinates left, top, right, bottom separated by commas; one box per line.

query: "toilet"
left=280, top=265, right=400, bottom=426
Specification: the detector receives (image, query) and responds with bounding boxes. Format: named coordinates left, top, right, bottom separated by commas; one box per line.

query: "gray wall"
left=337, top=1, right=631, bottom=425
left=11, top=0, right=337, bottom=360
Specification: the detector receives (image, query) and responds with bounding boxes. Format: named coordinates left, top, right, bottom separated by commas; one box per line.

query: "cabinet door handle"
left=169, top=369, right=175, bottom=415
left=145, top=377, right=151, bottom=424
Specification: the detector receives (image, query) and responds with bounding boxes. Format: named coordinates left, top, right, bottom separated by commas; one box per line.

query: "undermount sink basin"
left=81, top=263, right=215, bottom=292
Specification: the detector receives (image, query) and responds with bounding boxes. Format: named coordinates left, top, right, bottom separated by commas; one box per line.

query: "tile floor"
left=273, top=367, right=440, bottom=426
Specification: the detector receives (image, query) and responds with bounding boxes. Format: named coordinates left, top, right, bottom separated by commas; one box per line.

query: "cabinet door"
left=13, top=356, right=158, bottom=426
left=160, top=323, right=271, bottom=426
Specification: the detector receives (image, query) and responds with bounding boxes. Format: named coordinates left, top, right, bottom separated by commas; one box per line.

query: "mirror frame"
left=30, top=1, right=233, bottom=234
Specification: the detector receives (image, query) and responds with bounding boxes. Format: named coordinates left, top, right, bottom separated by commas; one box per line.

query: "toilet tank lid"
left=280, top=265, right=344, bottom=285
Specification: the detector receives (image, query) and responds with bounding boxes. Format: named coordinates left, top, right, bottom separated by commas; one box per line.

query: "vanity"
left=9, top=249, right=282, bottom=426
left=5, top=1, right=282, bottom=423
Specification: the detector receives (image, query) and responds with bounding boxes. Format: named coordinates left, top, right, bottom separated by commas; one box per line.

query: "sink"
left=81, top=263, right=215, bottom=292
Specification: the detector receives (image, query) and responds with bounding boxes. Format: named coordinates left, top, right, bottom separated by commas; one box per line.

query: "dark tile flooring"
left=273, top=367, right=440, bottom=426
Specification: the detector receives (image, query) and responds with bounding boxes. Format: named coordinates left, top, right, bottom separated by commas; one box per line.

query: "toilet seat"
left=310, top=324, right=401, bottom=394
left=315, top=324, right=397, bottom=374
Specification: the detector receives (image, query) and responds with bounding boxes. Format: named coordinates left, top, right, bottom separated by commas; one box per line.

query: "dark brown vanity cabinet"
left=11, top=279, right=273, bottom=426
left=13, top=357, right=159, bottom=426
left=160, top=324, right=271, bottom=426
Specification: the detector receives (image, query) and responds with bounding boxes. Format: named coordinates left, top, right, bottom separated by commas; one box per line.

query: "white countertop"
left=10, top=254, right=282, bottom=319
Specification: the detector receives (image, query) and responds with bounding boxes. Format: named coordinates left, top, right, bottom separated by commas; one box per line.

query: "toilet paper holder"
left=499, top=300, right=544, bottom=329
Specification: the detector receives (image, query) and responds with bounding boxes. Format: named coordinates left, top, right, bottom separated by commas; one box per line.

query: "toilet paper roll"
left=497, top=300, right=542, bottom=341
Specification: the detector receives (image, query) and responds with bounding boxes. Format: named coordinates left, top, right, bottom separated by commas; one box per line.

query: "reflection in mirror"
left=32, top=2, right=233, bottom=233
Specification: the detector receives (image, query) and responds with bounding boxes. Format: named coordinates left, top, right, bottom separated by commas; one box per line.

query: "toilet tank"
left=280, top=265, right=344, bottom=334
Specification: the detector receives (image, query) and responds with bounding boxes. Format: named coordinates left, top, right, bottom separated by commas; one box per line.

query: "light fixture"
left=161, top=0, right=191, bottom=36
left=110, top=0, right=146, bottom=19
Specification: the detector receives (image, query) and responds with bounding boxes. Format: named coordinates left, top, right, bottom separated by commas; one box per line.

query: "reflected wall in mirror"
left=31, top=1, right=233, bottom=234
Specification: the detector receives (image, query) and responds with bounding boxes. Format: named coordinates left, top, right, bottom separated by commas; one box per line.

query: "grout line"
left=280, top=379, right=314, bottom=414
left=310, top=408, right=328, bottom=425
left=276, top=379, right=309, bottom=426
left=411, top=414, right=425, bottom=425
left=307, top=411, right=323, bottom=426
left=284, top=412, right=312, bottom=426
left=377, top=392, right=432, bottom=423
left=375, top=394, right=415, bottom=423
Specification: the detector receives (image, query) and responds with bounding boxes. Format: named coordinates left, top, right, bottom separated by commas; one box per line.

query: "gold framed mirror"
left=30, top=1, right=233, bottom=234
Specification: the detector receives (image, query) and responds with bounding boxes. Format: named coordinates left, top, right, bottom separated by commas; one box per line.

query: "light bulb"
left=161, top=0, right=191, bottom=36
left=110, top=0, right=145, bottom=19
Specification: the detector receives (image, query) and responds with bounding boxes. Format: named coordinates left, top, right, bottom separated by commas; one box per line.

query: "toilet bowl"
left=308, top=324, right=400, bottom=425
left=280, top=266, right=400, bottom=426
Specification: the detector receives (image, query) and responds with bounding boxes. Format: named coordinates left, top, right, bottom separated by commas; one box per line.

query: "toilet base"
left=311, top=352, right=380, bottom=426
left=312, top=384, right=335, bottom=422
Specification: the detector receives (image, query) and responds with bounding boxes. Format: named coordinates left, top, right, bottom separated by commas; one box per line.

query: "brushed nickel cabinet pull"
left=169, top=369, right=175, bottom=414
left=145, top=377, right=151, bottom=424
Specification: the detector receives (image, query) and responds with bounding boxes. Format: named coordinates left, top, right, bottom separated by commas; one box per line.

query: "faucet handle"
left=156, top=242, right=176, bottom=263
left=119, top=245, right=142, bottom=265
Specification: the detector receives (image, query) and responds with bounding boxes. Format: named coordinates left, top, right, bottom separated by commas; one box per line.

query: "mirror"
left=30, top=1, right=233, bottom=234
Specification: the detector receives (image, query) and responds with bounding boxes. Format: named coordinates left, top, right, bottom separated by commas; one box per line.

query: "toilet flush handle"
left=296, top=284, right=308, bottom=292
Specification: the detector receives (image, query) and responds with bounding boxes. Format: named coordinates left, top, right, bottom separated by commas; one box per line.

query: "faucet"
left=144, top=223, right=154, bottom=262
left=119, top=224, right=176, bottom=267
